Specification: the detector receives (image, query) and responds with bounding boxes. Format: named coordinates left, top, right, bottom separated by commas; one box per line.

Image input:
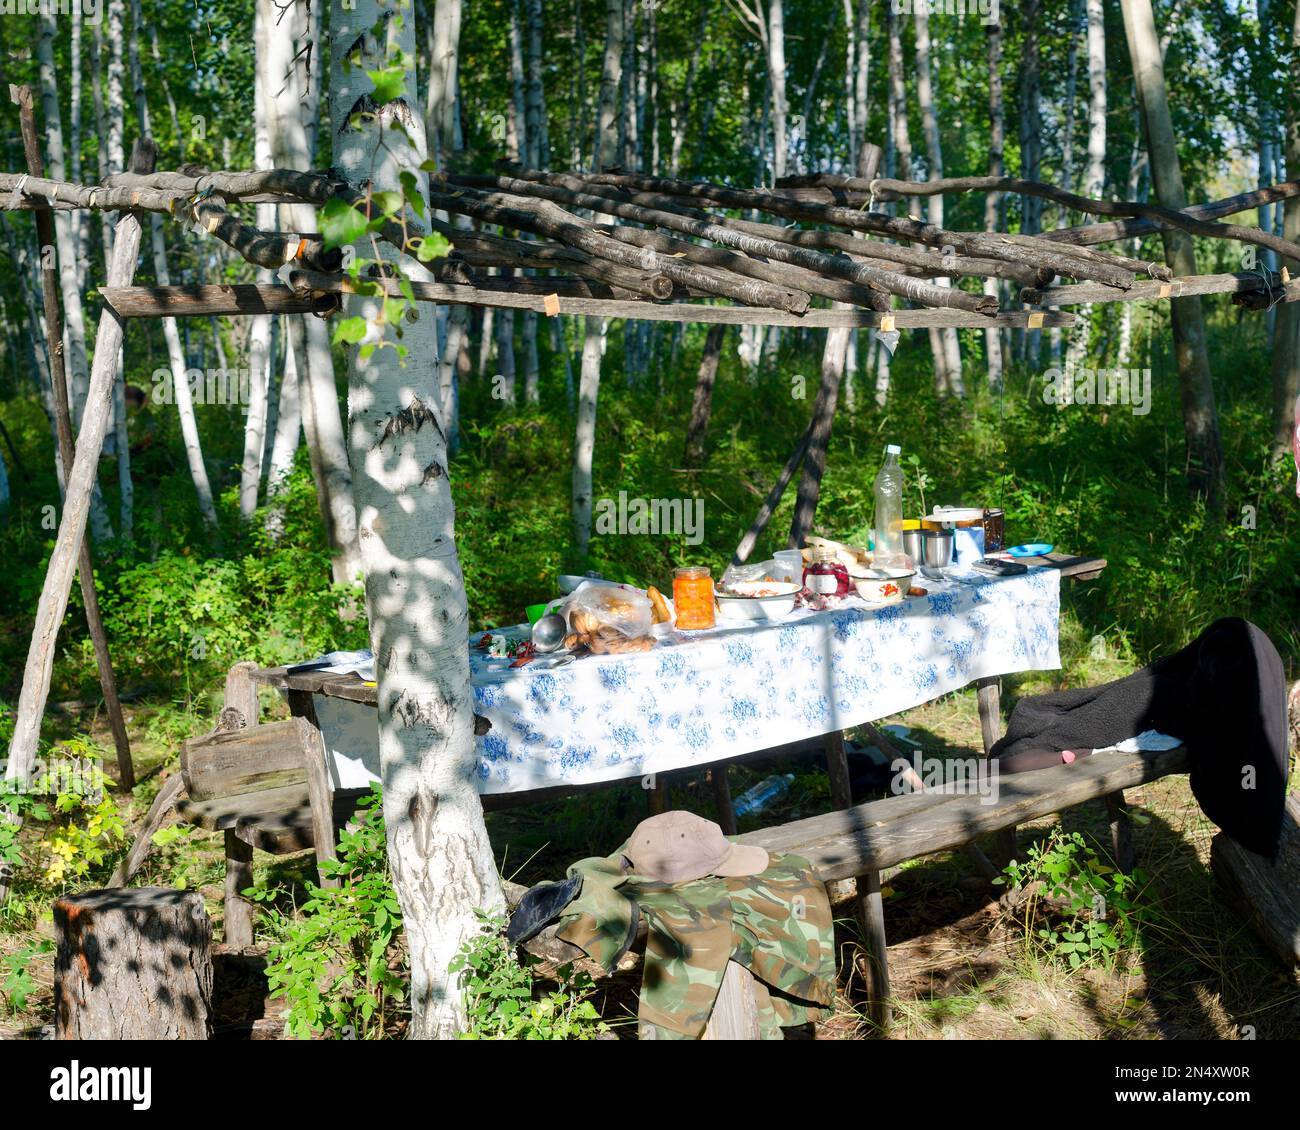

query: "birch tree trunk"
left=572, top=0, right=625, bottom=559
left=1121, top=0, right=1224, bottom=503
left=426, top=0, right=463, bottom=168
left=266, top=0, right=362, bottom=584
left=1066, top=0, right=1108, bottom=374
left=1270, top=0, right=1300, bottom=463
left=37, top=13, right=115, bottom=544
left=765, top=0, right=789, bottom=181
left=264, top=324, right=302, bottom=537
left=35, top=17, right=92, bottom=429
left=573, top=317, right=602, bottom=559
left=241, top=0, right=275, bottom=520
left=521, top=0, right=545, bottom=405
left=1018, top=0, right=1044, bottom=366
left=328, top=0, right=502, bottom=1039
left=983, top=18, right=1005, bottom=388
left=914, top=6, right=962, bottom=397
left=594, top=0, right=624, bottom=171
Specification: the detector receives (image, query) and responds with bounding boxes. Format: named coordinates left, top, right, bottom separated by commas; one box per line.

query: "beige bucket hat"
left=624, top=811, right=770, bottom=884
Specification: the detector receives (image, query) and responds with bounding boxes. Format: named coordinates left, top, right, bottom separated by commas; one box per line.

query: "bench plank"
left=739, top=745, right=1188, bottom=880
left=1211, top=793, right=1300, bottom=966
left=182, top=719, right=308, bottom=801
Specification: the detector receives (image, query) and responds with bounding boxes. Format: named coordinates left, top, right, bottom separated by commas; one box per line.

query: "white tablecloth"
left=312, top=567, right=1062, bottom=795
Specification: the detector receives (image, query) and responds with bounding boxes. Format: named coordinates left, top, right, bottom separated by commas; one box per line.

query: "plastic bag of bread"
left=563, top=581, right=653, bottom=640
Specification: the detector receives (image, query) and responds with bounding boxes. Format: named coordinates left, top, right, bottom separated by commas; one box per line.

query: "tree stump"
left=54, top=887, right=213, bottom=1040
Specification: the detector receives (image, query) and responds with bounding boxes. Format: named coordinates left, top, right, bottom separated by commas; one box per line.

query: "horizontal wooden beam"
left=1024, top=271, right=1300, bottom=307
left=99, top=284, right=341, bottom=319
left=98, top=277, right=1081, bottom=329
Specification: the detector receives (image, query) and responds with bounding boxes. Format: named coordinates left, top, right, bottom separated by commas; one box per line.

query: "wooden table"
left=249, top=552, right=1107, bottom=827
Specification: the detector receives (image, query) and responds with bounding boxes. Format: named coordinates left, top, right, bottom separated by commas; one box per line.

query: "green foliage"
left=1, top=939, right=53, bottom=1014
left=995, top=828, right=1149, bottom=972
left=449, top=911, right=608, bottom=1041
left=257, top=788, right=407, bottom=1040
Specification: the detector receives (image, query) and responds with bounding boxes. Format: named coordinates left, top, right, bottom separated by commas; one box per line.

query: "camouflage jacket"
left=555, top=846, right=836, bottom=1039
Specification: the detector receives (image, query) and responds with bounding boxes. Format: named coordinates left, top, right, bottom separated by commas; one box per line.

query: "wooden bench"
left=512, top=741, right=1191, bottom=1037
left=112, top=663, right=365, bottom=947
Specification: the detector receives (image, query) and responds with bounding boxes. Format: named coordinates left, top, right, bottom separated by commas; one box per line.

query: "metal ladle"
left=531, top=612, right=568, bottom=653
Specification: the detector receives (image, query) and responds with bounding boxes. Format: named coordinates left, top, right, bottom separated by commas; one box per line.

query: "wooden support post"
left=221, top=661, right=260, bottom=730
left=223, top=829, right=255, bottom=949
left=710, top=764, right=737, bottom=836
left=108, top=772, right=185, bottom=888
left=975, top=675, right=1016, bottom=861
left=700, top=960, right=762, bottom=1040
left=54, top=887, right=213, bottom=1039
left=286, top=687, right=320, bottom=726
left=11, top=83, right=134, bottom=790
left=823, top=729, right=853, bottom=810
left=293, top=716, right=339, bottom=888
left=857, top=869, right=892, bottom=1031
left=646, top=773, right=669, bottom=815
left=1104, top=791, right=1136, bottom=874
left=1, top=136, right=153, bottom=906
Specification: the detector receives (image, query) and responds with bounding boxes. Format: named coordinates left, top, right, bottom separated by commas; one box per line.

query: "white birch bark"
left=983, top=17, right=1005, bottom=388
left=573, top=317, right=603, bottom=558
left=765, top=0, right=788, bottom=180
left=37, top=13, right=115, bottom=544
left=267, top=0, right=361, bottom=583
left=426, top=0, right=463, bottom=168
left=328, top=0, right=502, bottom=1039
left=264, top=322, right=302, bottom=537
left=1066, top=0, right=1108, bottom=374
left=36, top=16, right=92, bottom=428
left=914, top=6, right=962, bottom=397
left=242, top=0, right=275, bottom=520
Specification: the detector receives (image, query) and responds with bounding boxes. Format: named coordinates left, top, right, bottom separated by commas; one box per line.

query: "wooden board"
left=181, top=718, right=307, bottom=801
left=1211, top=793, right=1300, bottom=966
left=736, top=745, right=1189, bottom=879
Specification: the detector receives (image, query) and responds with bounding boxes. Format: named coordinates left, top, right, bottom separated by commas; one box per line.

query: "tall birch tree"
left=1120, top=0, right=1224, bottom=502
left=266, top=0, right=362, bottom=585
left=327, top=0, right=503, bottom=1039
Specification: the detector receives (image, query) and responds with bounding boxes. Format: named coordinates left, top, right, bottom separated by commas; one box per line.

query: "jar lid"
left=674, top=565, right=711, bottom=578
left=810, top=545, right=836, bottom=562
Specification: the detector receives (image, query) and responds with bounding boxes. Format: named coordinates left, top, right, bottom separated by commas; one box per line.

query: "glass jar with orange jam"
left=672, top=565, right=715, bottom=630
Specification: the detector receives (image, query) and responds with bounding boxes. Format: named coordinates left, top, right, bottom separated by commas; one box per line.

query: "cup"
left=921, top=528, right=954, bottom=568
left=772, top=549, right=805, bottom=586
left=901, top=528, right=926, bottom=566
left=953, top=526, right=986, bottom=566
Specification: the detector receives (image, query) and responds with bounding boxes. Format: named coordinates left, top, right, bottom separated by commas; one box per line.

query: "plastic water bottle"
left=873, top=444, right=905, bottom=564
left=733, top=773, right=795, bottom=818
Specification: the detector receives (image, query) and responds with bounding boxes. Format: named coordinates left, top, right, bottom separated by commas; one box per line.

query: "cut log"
left=1211, top=793, right=1300, bottom=967
left=54, top=887, right=213, bottom=1039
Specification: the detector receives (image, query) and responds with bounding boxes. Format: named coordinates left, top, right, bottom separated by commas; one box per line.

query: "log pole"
left=2, top=137, right=153, bottom=904
left=11, top=84, right=134, bottom=790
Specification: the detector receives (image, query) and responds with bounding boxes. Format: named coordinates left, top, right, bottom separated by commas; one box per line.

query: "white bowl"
left=715, top=580, right=801, bottom=622
left=850, top=567, right=915, bottom=605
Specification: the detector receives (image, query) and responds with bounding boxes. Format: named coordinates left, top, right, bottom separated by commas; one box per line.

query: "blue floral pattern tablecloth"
left=466, top=567, right=1061, bottom=794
